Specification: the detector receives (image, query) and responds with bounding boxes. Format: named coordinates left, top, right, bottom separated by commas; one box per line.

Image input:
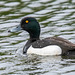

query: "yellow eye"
left=25, top=20, right=29, bottom=23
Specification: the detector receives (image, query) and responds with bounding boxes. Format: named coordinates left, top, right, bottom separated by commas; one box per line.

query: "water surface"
left=0, top=0, right=75, bottom=75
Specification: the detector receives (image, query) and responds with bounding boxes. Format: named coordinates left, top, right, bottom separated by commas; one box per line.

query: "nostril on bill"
left=8, top=30, right=11, bottom=32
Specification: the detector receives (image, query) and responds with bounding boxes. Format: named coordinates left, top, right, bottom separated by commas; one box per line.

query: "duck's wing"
left=32, top=37, right=75, bottom=54
left=45, top=37, right=75, bottom=47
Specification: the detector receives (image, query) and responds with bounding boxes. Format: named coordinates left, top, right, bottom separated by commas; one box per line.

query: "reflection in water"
left=0, top=0, right=75, bottom=75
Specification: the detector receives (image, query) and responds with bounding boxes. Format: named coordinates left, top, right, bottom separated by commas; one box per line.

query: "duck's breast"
left=27, top=45, right=62, bottom=55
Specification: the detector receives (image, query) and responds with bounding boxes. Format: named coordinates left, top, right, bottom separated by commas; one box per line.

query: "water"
left=0, top=0, right=75, bottom=75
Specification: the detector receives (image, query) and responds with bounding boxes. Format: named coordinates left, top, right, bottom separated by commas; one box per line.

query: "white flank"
left=27, top=45, right=62, bottom=55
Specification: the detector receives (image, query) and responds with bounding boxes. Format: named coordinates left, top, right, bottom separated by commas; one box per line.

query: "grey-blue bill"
left=8, top=25, right=22, bottom=32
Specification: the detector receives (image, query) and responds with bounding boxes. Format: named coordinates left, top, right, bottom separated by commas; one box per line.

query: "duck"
left=8, top=17, right=75, bottom=56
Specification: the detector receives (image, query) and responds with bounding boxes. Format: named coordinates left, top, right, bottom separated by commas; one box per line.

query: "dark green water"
left=0, top=0, right=75, bottom=75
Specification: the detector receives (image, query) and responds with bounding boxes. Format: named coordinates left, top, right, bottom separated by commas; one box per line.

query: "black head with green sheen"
left=21, top=17, right=40, bottom=39
left=9, top=17, right=40, bottom=40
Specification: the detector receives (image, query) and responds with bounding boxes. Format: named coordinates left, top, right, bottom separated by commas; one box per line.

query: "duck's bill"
left=8, top=25, right=22, bottom=32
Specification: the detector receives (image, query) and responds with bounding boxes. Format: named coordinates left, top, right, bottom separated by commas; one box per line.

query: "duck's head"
left=9, top=17, right=40, bottom=40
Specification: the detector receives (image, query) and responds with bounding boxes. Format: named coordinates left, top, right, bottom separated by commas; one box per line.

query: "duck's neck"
left=29, top=30, right=40, bottom=42
left=30, top=37, right=40, bottom=42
